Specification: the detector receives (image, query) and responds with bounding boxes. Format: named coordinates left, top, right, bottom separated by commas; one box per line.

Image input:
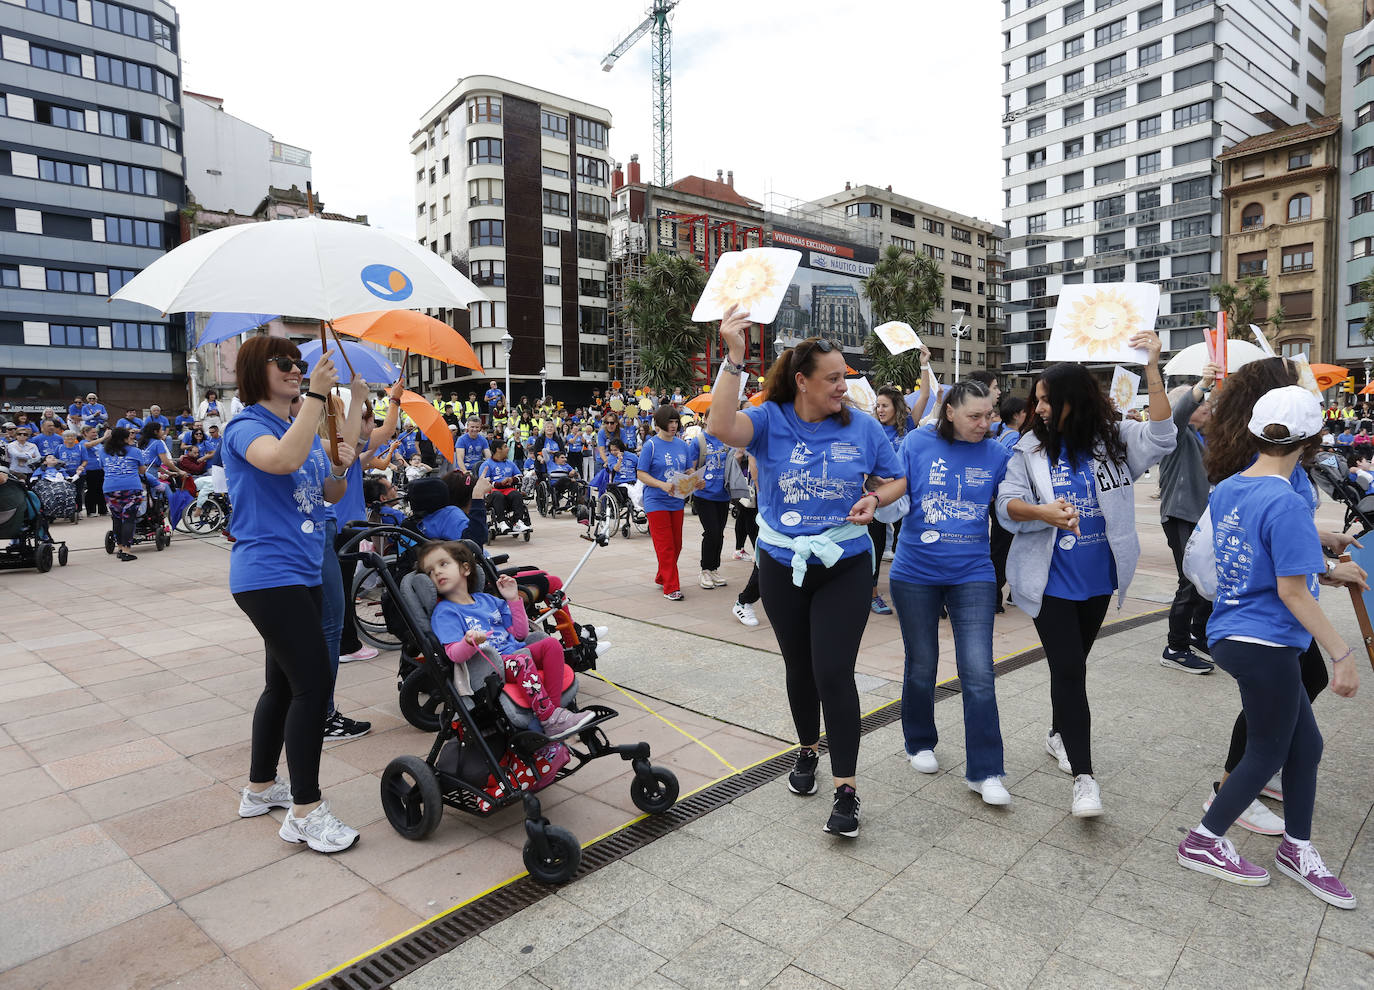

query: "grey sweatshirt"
left=1157, top=388, right=1208, bottom=525
left=995, top=416, right=1177, bottom=618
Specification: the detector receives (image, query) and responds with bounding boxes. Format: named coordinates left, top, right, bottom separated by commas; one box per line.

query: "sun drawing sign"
left=1046, top=283, right=1160, bottom=365
left=692, top=248, right=802, bottom=324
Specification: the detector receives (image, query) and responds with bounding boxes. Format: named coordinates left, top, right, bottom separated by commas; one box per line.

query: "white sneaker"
left=1262, top=772, right=1283, bottom=801
left=732, top=548, right=751, bottom=560
left=1071, top=774, right=1102, bottom=818
left=279, top=800, right=359, bottom=853
left=969, top=776, right=1011, bottom=806
left=710, top=570, right=727, bottom=587
left=882, top=549, right=894, bottom=561
left=699, top=570, right=715, bottom=589
left=909, top=749, right=939, bottom=774
left=511, top=520, right=530, bottom=534
left=339, top=645, right=379, bottom=663
left=732, top=601, right=759, bottom=626
left=1045, top=732, right=1072, bottom=775
left=1203, top=790, right=1285, bottom=836
left=238, top=778, right=291, bottom=818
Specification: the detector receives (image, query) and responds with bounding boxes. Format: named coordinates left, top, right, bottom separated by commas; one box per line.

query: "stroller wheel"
left=380, top=755, right=443, bottom=840
left=104, top=531, right=116, bottom=555
left=36, top=543, right=54, bottom=574
left=398, top=667, right=444, bottom=732
left=57, top=545, right=69, bottom=567
left=523, top=824, right=581, bottom=884
left=630, top=765, right=680, bottom=815
left=154, top=530, right=167, bottom=551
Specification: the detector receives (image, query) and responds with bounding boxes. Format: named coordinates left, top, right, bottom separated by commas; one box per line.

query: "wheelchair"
left=591, top=482, right=649, bottom=541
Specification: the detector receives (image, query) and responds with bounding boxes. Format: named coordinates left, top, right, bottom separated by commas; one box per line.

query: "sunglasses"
left=267, top=357, right=309, bottom=375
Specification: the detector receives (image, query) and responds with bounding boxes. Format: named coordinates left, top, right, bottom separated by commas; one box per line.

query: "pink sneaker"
left=340, top=645, right=379, bottom=663
left=1177, top=829, right=1269, bottom=886
left=1274, top=839, right=1356, bottom=909
left=540, top=707, right=596, bottom=739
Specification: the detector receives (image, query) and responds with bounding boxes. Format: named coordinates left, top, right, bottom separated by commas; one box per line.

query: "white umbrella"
left=109, top=215, right=486, bottom=319
left=1163, top=339, right=1267, bottom=377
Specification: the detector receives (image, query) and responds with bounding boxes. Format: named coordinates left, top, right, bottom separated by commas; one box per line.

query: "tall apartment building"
left=411, top=75, right=613, bottom=400
left=999, top=0, right=1327, bottom=378
left=1339, top=15, right=1374, bottom=370
left=0, top=0, right=186, bottom=410
left=808, top=184, right=1008, bottom=386
left=181, top=92, right=310, bottom=215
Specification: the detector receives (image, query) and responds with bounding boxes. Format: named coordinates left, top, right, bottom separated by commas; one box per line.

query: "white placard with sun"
left=1046, top=283, right=1160, bottom=365
left=1109, top=365, right=1140, bottom=414
left=692, top=248, right=802, bottom=324
left=873, top=321, right=923, bottom=355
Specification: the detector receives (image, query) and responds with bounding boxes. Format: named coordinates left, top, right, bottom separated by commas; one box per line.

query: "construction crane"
left=602, top=1, right=679, bottom=187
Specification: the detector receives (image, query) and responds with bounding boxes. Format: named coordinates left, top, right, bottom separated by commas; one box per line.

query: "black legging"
left=758, top=551, right=872, bottom=778
left=1224, top=639, right=1327, bottom=774
left=84, top=469, right=107, bottom=515
left=694, top=496, right=730, bottom=570
left=1032, top=594, right=1111, bottom=777
left=990, top=517, right=1012, bottom=606
left=734, top=501, right=758, bottom=551
left=234, top=584, right=330, bottom=805
left=488, top=488, right=529, bottom=527
left=334, top=531, right=362, bottom=656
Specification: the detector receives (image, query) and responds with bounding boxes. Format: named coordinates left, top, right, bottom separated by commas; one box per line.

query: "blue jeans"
left=891, top=579, right=1004, bottom=781
left=319, top=518, right=343, bottom=715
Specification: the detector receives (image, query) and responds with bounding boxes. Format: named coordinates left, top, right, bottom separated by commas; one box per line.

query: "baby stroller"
left=103, top=478, right=172, bottom=554
left=344, top=541, right=677, bottom=884
left=1309, top=450, right=1374, bottom=538
left=0, top=476, right=69, bottom=572
left=33, top=474, right=79, bottom=525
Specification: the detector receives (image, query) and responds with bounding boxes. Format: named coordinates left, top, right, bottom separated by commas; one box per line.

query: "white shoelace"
left=301, top=802, right=352, bottom=840
left=1073, top=777, right=1096, bottom=801
left=1214, top=836, right=1242, bottom=865
left=1296, top=843, right=1333, bottom=879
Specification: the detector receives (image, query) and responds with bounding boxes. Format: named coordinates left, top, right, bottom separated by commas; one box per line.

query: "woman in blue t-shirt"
left=690, top=411, right=733, bottom=591
left=224, top=336, right=361, bottom=855
left=997, top=333, right=1175, bottom=819
left=891, top=380, right=1013, bottom=807
left=1176, top=386, right=1359, bottom=907
left=707, top=312, right=906, bottom=839
left=867, top=385, right=911, bottom=615
left=637, top=406, right=699, bottom=600
left=97, top=426, right=149, bottom=561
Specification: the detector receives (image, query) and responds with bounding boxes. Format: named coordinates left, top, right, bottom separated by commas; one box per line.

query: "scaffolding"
left=608, top=225, right=647, bottom=390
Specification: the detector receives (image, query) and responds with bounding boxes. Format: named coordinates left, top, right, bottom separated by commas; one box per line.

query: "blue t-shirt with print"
left=744, top=402, right=902, bottom=569
left=32, top=432, right=64, bottom=458
left=418, top=504, right=469, bottom=542
left=1043, top=451, right=1119, bottom=600
left=880, top=422, right=902, bottom=458
left=891, top=425, right=1010, bottom=586
left=143, top=438, right=170, bottom=467
left=325, top=437, right=388, bottom=527
left=431, top=593, right=517, bottom=655
left=223, top=404, right=332, bottom=594
left=567, top=432, right=584, bottom=454
left=610, top=450, right=639, bottom=484
left=82, top=403, right=107, bottom=427
left=397, top=430, right=419, bottom=461
left=56, top=442, right=85, bottom=473
left=481, top=458, right=520, bottom=485
left=1208, top=474, right=1325, bottom=649
left=454, top=433, right=489, bottom=472
left=693, top=433, right=731, bottom=501
left=639, top=435, right=696, bottom=512
left=97, top=445, right=147, bottom=493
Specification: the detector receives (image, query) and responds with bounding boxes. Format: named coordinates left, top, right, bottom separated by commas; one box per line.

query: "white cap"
left=1248, top=385, right=1323, bottom=443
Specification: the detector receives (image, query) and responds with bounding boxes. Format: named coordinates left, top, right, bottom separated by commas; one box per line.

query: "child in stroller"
left=419, top=541, right=596, bottom=740
left=0, top=470, right=69, bottom=571
left=33, top=455, right=80, bottom=524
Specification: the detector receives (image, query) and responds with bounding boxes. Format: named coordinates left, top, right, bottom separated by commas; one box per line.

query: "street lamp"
left=1364, top=355, right=1371, bottom=393
left=539, top=366, right=547, bottom=401
left=500, top=331, right=514, bottom=440
left=951, top=309, right=970, bottom=382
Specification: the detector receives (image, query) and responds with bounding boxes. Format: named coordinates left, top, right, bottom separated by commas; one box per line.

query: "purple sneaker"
left=1274, top=839, right=1356, bottom=909
left=1177, top=829, right=1270, bottom=886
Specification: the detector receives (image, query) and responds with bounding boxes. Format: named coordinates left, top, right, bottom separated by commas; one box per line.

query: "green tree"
left=621, top=252, right=709, bottom=392
left=861, top=245, right=945, bottom=388
left=1211, top=276, right=1274, bottom=341
left=1359, top=270, right=1374, bottom=342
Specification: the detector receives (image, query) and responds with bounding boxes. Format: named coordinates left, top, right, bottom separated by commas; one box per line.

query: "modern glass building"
left=1340, top=14, right=1374, bottom=368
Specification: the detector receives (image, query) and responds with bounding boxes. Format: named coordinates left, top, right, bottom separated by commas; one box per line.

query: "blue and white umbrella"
left=297, top=339, right=400, bottom=385
left=196, top=312, right=279, bottom=347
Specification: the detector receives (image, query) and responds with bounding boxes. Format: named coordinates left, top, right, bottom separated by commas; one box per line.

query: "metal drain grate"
left=313, top=608, right=1164, bottom=989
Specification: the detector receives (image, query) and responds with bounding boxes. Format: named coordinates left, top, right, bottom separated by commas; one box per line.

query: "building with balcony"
left=999, top=0, right=1329, bottom=377
left=1340, top=14, right=1374, bottom=368
left=0, top=0, right=187, bottom=412
left=1218, top=116, right=1340, bottom=360
left=410, top=75, right=612, bottom=400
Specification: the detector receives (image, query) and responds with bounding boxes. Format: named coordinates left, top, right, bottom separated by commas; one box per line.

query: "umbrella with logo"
left=1309, top=364, right=1350, bottom=392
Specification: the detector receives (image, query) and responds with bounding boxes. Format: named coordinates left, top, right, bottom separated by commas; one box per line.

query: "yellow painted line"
left=583, top=669, right=741, bottom=774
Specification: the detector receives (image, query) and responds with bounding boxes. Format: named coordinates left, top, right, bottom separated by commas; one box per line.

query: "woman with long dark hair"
left=708, top=310, right=904, bottom=838
left=996, top=331, right=1174, bottom=817
left=97, top=426, right=148, bottom=561
left=866, top=385, right=910, bottom=616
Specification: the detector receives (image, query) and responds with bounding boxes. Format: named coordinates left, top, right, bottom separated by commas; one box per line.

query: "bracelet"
left=305, top=391, right=328, bottom=404
left=1334, top=647, right=1355, bottom=664
left=329, top=469, right=347, bottom=481
left=863, top=492, right=880, bottom=508
left=720, top=355, right=747, bottom=375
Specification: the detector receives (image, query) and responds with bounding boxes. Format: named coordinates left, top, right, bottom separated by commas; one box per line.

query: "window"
left=470, top=260, right=506, bottom=286
left=1095, top=125, right=1125, bottom=150
left=1173, top=100, right=1211, bottom=128
left=466, top=96, right=501, bottom=124
left=1138, top=115, right=1161, bottom=139
left=844, top=202, right=883, bottom=218
left=1139, top=40, right=1162, bottom=65
left=27, top=0, right=80, bottom=22
left=1095, top=54, right=1126, bottom=82
left=1173, top=215, right=1209, bottom=239
left=577, top=192, right=609, bottom=221
left=107, top=268, right=137, bottom=293
left=891, top=208, right=915, bottom=228
left=923, top=218, right=945, bottom=235
left=579, top=275, right=607, bottom=298
left=1064, top=1, right=1084, bottom=23
left=1064, top=170, right=1084, bottom=192
left=110, top=322, right=166, bottom=350
left=1172, top=138, right=1212, bottom=166
left=952, top=252, right=973, bottom=268
left=1064, top=137, right=1083, bottom=159
left=1027, top=82, right=1046, bottom=104
left=1357, top=149, right=1374, bottom=172
left=1137, top=187, right=1160, bottom=209
left=470, top=219, right=504, bottom=246
left=540, top=111, right=568, bottom=139
left=1028, top=181, right=1047, bottom=201
left=1138, top=78, right=1162, bottom=102
left=1063, top=69, right=1084, bottom=93
left=1094, top=231, right=1125, bottom=253
left=1280, top=290, right=1313, bottom=319
left=543, top=266, right=560, bottom=285
left=44, top=269, right=97, bottom=293
left=95, top=55, right=176, bottom=100
left=1136, top=260, right=1160, bottom=280
left=1027, top=16, right=1046, bottom=40
left=1136, top=224, right=1160, bottom=245
left=575, top=118, right=608, bottom=149
left=1356, top=193, right=1374, bottom=216
left=951, top=276, right=974, bottom=291
left=1359, top=103, right=1374, bottom=128
left=1027, top=214, right=1047, bottom=233
left=1288, top=193, right=1312, bottom=221
left=468, top=138, right=502, bottom=165
left=1140, top=2, right=1163, bottom=27
left=1289, top=150, right=1312, bottom=170
left=442, top=194, right=452, bottom=216
left=1095, top=265, right=1126, bottom=283
left=1094, top=195, right=1125, bottom=218
left=1240, top=202, right=1265, bottom=229
left=103, top=216, right=163, bottom=247
left=468, top=177, right=503, bottom=206
left=1172, top=253, right=1211, bottom=276
left=48, top=324, right=99, bottom=348
left=471, top=301, right=507, bottom=328
left=576, top=155, right=609, bottom=186
left=1027, top=115, right=1046, bottom=137
left=1094, top=160, right=1125, bottom=185
left=1138, top=151, right=1160, bottom=174
left=37, top=157, right=88, bottom=187
left=543, top=228, right=561, bottom=246
left=1095, top=19, right=1125, bottom=46
left=541, top=189, right=570, bottom=217
left=91, top=2, right=176, bottom=51
left=1095, top=89, right=1125, bottom=115
left=543, top=305, right=562, bottom=326
left=1174, top=177, right=1210, bottom=202
left=44, top=103, right=87, bottom=131
left=579, top=343, right=608, bottom=374
left=891, top=235, right=917, bottom=253
left=1064, top=102, right=1084, bottom=125
left=1281, top=243, right=1314, bottom=273
left=541, top=164, right=569, bottom=179
left=1175, top=23, right=1213, bottom=52
left=579, top=307, right=607, bottom=334
left=1064, top=36, right=1084, bottom=58
left=1174, top=62, right=1214, bottom=90
left=1027, top=148, right=1046, bottom=168
left=577, top=229, right=608, bottom=261
left=1175, top=0, right=1211, bottom=12
left=1028, top=50, right=1046, bottom=71
left=30, top=43, right=82, bottom=76
left=1063, top=205, right=1084, bottom=224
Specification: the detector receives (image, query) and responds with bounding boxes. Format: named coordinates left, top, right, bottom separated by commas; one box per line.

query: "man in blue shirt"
left=145, top=405, right=170, bottom=429
left=32, top=419, right=64, bottom=458
left=484, top=380, right=504, bottom=417
left=454, top=418, right=490, bottom=473
left=82, top=393, right=107, bottom=430
left=116, top=408, right=144, bottom=431
left=200, top=424, right=223, bottom=465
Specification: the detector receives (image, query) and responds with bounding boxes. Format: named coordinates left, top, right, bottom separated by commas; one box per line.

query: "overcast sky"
left=174, top=0, right=1004, bottom=236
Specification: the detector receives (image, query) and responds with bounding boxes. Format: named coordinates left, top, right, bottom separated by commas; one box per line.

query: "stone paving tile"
left=1304, top=937, right=1374, bottom=990
left=1090, top=868, right=1214, bottom=940
left=394, top=935, right=530, bottom=990
left=1183, top=902, right=1317, bottom=988
left=849, top=872, right=969, bottom=951
left=1162, top=946, right=1291, bottom=990
left=1026, top=952, right=1138, bottom=990
left=924, top=914, right=1052, bottom=990
left=935, top=816, right=1038, bottom=870
left=969, top=874, right=1087, bottom=948
left=1057, top=907, right=1184, bottom=989
left=782, top=845, right=894, bottom=912
left=0, top=823, right=127, bottom=901
left=726, top=884, right=844, bottom=955
left=897, top=846, right=1006, bottom=910
left=763, top=967, right=841, bottom=989
left=607, top=883, right=724, bottom=959
left=895, top=959, right=993, bottom=989
left=481, top=896, right=600, bottom=967
left=43, top=735, right=182, bottom=789
left=657, top=924, right=789, bottom=990
left=529, top=925, right=667, bottom=990
left=791, top=917, right=921, bottom=990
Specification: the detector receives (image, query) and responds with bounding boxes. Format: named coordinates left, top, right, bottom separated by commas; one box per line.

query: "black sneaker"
left=823, top=784, right=860, bottom=838
left=787, top=747, right=820, bottom=795
left=1190, top=635, right=1211, bottom=657
left=323, top=711, right=372, bottom=739
left=1161, top=648, right=1214, bottom=674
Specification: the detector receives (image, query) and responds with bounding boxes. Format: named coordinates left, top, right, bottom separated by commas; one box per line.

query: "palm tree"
left=1359, top=270, right=1374, bottom=342
left=1212, top=276, right=1275, bottom=341
left=621, top=252, right=709, bottom=392
left=861, top=245, right=945, bottom=388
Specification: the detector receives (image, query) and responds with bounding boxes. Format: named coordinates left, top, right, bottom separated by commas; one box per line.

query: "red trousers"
left=647, top=509, right=685, bottom=594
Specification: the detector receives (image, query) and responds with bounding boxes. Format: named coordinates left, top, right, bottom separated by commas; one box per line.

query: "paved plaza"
left=0, top=479, right=1371, bottom=989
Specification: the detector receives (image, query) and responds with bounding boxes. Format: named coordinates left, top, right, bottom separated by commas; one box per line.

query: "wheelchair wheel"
left=630, top=765, right=679, bottom=815
left=535, top=482, right=550, bottom=518
left=523, top=824, right=581, bottom=884
left=184, top=500, right=224, bottom=536
left=57, top=545, right=68, bottom=567
left=594, top=492, right=619, bottom=542
left=104, top=531, right=115, bottom=555
left=36, top=543, right=54, bottom=573
left=380, top=755, right=443, bottom=840
left=352, top=561, right=402, bottom=650
left=398, top=666, right=444, bottom=732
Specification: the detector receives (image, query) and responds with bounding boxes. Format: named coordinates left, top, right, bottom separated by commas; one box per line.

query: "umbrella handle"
left=319, top=322, right=341, bottom=465
left=325, top=321, right=359, bottom=380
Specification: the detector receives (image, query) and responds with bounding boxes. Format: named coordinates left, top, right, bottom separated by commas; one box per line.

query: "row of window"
left=1021, top=62, right=1213, bottom=144
left=1236, top=244, right=1314, bottom=276
left=468, top=222, right=610, bottom=261
left=31, top=156, right=162, bottom=197
left=46, top=321, right=166, bottom=350
left=1017, top=0, right=1209, bottom=44
left=1024, top=177, right=1211, bottom=235
left=1020, top=20, right=1209, bottom=82
left=26, top=0, right=175, bottom=51
left=10, top=97, right=180, bottom=151
left=25, top=43, right=176, bottom=100
left=1024, top=134, right=1211, bottom=187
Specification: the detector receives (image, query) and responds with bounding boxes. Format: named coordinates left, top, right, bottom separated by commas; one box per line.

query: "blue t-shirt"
left=37, top=466, right=66, bottom=482
left=880, top=422, right=902, bottom=458
left=97, top=445, right=147, bottom=493
left=481, top=458, right=520, bottom=485
left=32, top=432, right=64, bottom=458
left=418, top=504, right=469, bottom=542
left=535, top=436, right=563, bottom=458
left=82, top=403, right=107, bottom=427
left=223, top=403, right=332, bottom=594
left=454, top=433, right=489, bottom=471
left=200, top=435, right=222, bottom=458
left=56, top=442, right=85, bottom=472
left=325, top=437, right=388, bottom=527
left=609, top=451, right=639, bottom=484
left=143, top=438, right=170, bottom=467
left=1209, top=474, right=1324, bottom=649
left=485, top=388, right=504, bottom=409
left=174, top=415, right=195, bottom=429
left=639, top=434, right=696, bottom=512
left=693, top=433, right=731, bottom=501
left=396, top=430, right=419, bottom=461
left=891, top=425, right=1010, bottom=586
left=997, top=429, right=1020, bottom=451
left=146, top=415, right=170, bottom=429
left=116, top=417, right=144, bottom=432
left=567, top=433, right=584, bottom=454
left=744, top=402, right=902, bottom=569
left=1043, top=451, right=1120, bottom=600
left=68, top=403, right=82, bottom=419
left=431, top=593, right=517, bottom=655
